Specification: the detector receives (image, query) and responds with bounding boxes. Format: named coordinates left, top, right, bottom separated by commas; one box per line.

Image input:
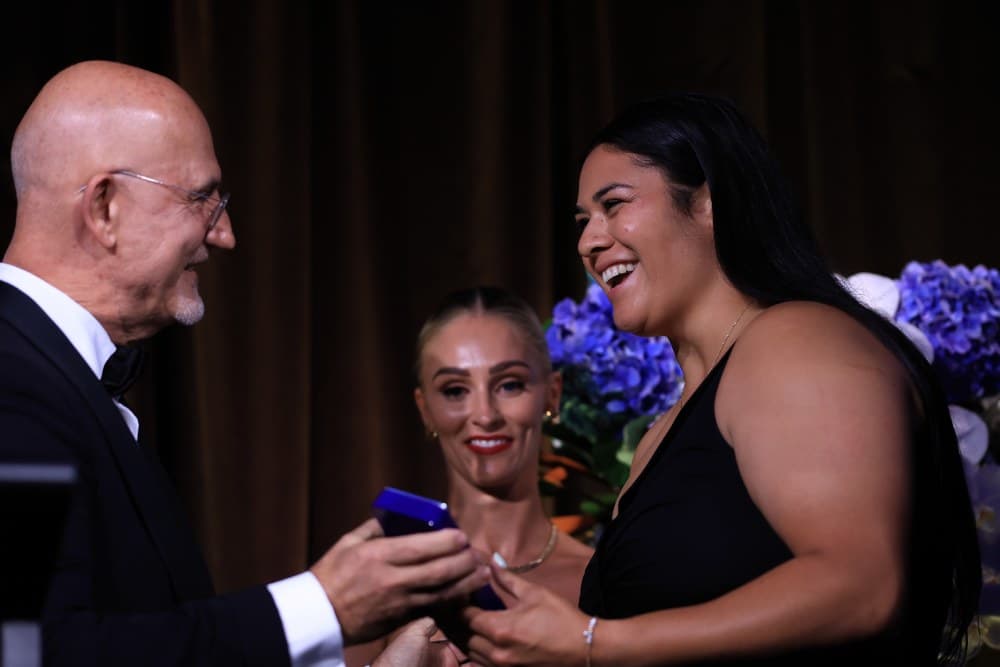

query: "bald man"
left=0, top=61, right=487, bottom=666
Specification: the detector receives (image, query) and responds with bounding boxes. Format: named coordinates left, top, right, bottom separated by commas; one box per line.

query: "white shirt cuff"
left=267, top=571, right=345, bottom=667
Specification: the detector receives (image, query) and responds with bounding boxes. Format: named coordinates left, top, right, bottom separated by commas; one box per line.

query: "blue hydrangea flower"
left=895, top=261, right=1000, bottom=403
left=546, top=283, right=684, bottom=444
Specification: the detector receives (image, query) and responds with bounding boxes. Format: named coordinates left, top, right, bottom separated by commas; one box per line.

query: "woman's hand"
left=463, top=563, right=593, bottom=667
left=373, top=617, right=464, bottom=667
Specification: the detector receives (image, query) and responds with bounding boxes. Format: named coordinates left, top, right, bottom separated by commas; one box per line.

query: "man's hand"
left=310, top=518, right=489, bottom=644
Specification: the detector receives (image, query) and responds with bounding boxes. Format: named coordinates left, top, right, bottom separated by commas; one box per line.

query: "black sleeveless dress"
left=578, top=351, right=919, bottom=665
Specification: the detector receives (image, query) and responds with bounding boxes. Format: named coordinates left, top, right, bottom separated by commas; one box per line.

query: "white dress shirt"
left=0, top=263, right=345, bottom=667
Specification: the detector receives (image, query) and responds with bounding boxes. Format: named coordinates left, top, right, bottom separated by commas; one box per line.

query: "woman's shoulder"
left=718, top=300, right=911, bottom=432
left=744, top=299, right=864, bottom=338
left=733, top=300, right=901, bottom=373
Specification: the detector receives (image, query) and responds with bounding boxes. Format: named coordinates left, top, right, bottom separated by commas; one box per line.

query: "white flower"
left=839, top=272, right=934, bottom=362
left=843, top=272, right=899, bottom=318
left=951, top=404, right=991, bottom=465
left=893, top=321, right=935, bottom=362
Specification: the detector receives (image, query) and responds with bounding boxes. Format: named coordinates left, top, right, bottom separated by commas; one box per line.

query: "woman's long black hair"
left=589, top=93, right=980, bottom=663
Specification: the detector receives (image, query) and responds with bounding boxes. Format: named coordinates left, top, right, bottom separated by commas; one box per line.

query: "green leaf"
left=615, top=445, right=634, bottom=467
left=594, top=490, right=619, bottom=506
left=622, top=414, right=655, bottom=449
left=605, top=460, right=631, bottom=489
left=580, top=499, right=611, bottom=518
left=591, top=437, right=620, bottom=475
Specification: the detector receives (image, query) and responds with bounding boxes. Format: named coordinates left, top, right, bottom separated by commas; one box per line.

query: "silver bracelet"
left=583, top=616, right=598, bottom=667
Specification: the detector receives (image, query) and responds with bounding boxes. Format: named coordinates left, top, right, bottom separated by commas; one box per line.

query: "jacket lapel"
left=0, top=282, right=212, bottom=600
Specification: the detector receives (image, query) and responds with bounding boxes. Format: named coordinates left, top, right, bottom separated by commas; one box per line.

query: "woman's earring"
left=543, top=410, right=560, bottom=425
left=428, top=430, right=439, bottom=440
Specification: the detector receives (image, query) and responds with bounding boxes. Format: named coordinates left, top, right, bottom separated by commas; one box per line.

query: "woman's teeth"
left=470, top=438, right=507, bottom=449
left=602, top=262, right=636, bottom=286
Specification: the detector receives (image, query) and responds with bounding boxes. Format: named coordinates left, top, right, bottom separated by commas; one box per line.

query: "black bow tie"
left=101, top=345, right=145, bottom=398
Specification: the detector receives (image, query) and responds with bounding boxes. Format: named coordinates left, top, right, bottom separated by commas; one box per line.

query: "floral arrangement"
left=541, top=282, right=683, bottom=526
left=845, top=261, right=1000, bottom=656
left=895, top=262, right=1000, bottom=403
left=844, top=261, right=999, bottom=476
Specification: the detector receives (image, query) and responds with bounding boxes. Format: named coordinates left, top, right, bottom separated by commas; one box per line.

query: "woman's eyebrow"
left=489, top=360, right=531, bottom=374
left=430, top=360, right=531, bottom=380
left=431, top=366, right=470, bottom=380
left=575, top=182, right=632, bottom=213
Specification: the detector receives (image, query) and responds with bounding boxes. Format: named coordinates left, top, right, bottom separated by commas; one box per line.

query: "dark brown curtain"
left=2, top=0, right=998, bottom=650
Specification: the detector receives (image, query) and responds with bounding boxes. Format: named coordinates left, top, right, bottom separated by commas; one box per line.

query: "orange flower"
left=542, top=466, right=568, bottom=487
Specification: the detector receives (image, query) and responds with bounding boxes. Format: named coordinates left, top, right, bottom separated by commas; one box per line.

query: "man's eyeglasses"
left=78, top=169, right=231, bottom=231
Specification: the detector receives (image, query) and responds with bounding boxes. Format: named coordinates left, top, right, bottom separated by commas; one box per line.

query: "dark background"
left=2, top=0, right=999, bottom=655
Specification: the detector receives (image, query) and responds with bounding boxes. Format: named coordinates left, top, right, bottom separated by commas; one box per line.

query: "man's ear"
left=690, top=183, right=713, bottom=232
left=80, top=175, right=118, bottom=250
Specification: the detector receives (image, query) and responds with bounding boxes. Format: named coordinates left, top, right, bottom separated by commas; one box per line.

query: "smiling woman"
left=576, top=143, right=719, bottom=338
left=344, top=286, right=594, bottom=666
left=461, top=94, right=981, bottom=667
left=413, top=287, right=593, bottom=590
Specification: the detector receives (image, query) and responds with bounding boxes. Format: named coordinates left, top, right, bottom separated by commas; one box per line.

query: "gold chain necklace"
left=648, top=304, right=753, bottom=429
left=712, top=304, right=751, bottom=368
left=506, top=524, right=559, bottom=574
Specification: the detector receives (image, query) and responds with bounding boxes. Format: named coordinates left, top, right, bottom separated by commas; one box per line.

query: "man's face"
left=111, top=113, right=235, bottom=336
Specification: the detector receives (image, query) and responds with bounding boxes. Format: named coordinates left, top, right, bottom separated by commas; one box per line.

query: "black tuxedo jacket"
left=0, top=281, right=290, bottom=666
